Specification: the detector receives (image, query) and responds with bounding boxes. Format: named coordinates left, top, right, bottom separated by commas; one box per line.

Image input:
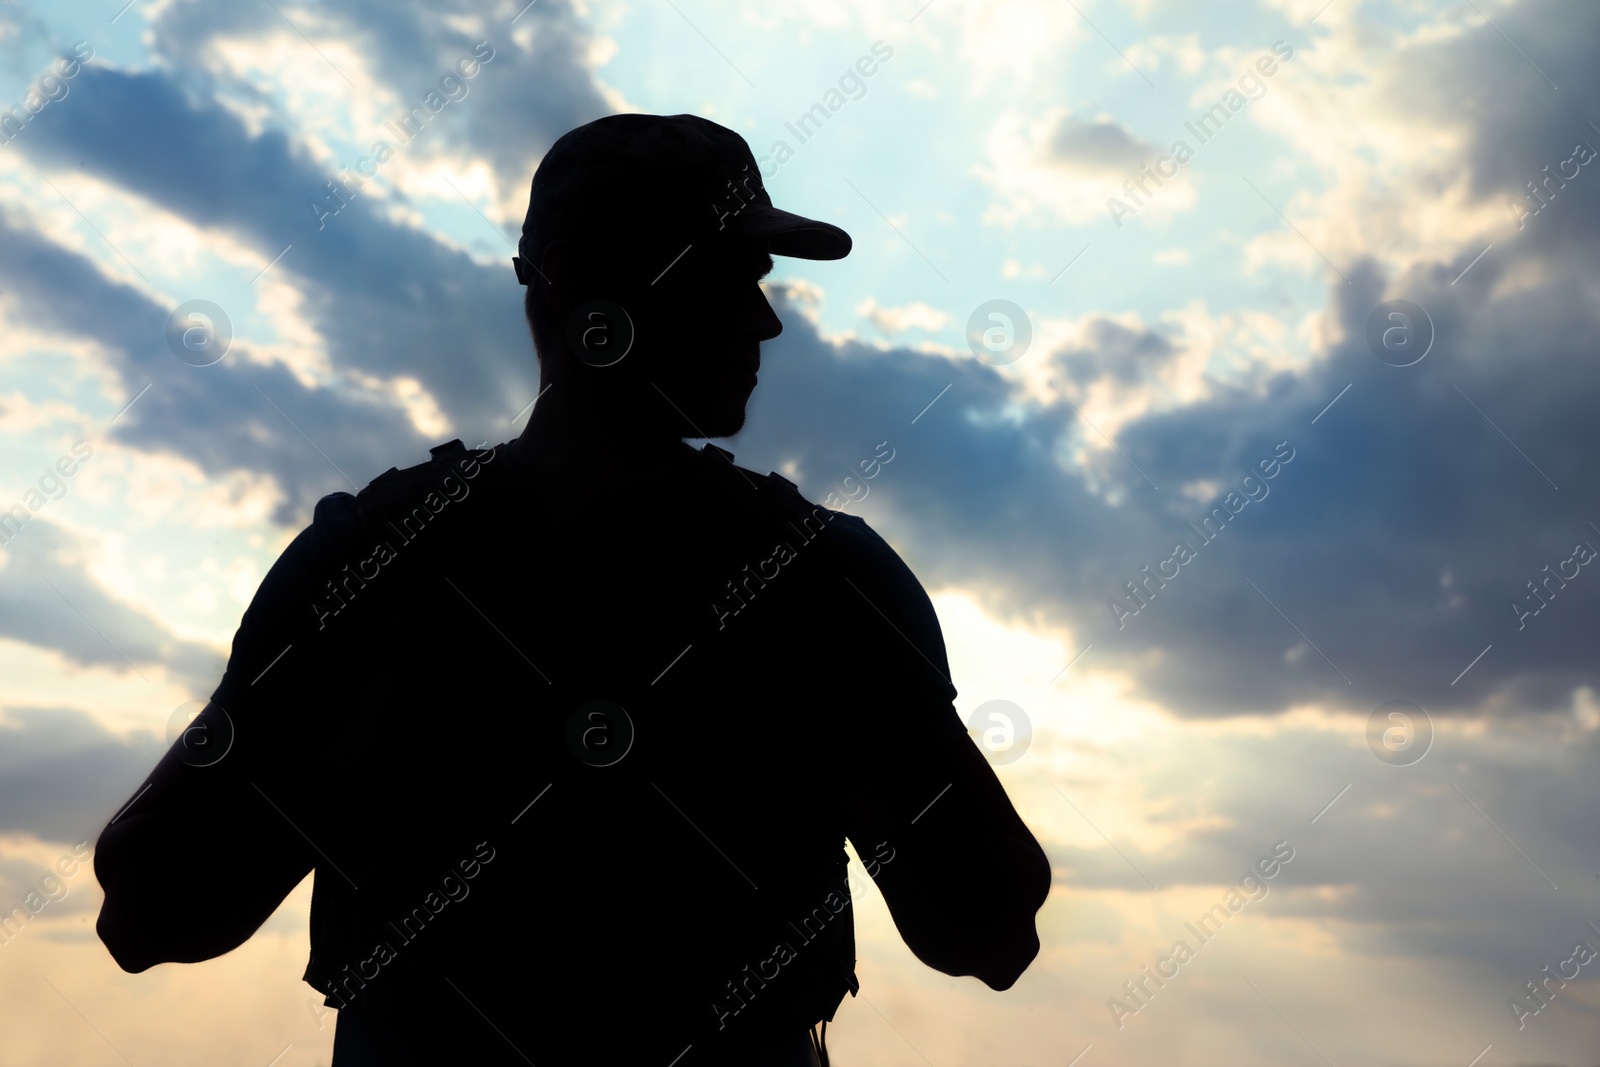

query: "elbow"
left=972, top=926, right=1041, bottom=990
left=95, top=900, right=253, bottom=972
left=891, top=834, right=1054, bottom=990
left=907, top=917, right=1042, bottom=990
left=93, top=845, right=158, bottom=973
left=96, top=908, right=159, bottom=974
left=95, top=870, right=207, bottom=973
left=94, top=853, right=146, bottom=972
left=901, top=902, right=1046, bottom=991
left=994, top=846, right=1052, bottom=987
left=968, top=850, right=1052, bottom=989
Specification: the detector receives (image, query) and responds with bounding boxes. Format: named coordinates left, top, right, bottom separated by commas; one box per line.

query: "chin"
left=647, top=374, right=752, bottom=440
left=698, top=409, right=747, bottom=439
left=688, top=395, right=750, bottom=439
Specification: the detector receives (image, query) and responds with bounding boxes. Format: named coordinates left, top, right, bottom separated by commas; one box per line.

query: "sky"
left=1, top=0, right=1598, bottom=1064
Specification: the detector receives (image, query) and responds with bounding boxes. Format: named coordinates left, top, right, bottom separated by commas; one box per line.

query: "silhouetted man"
left=94, top=113, right=1051, bottom=1066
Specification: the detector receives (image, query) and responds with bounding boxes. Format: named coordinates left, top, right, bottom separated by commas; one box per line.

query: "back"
left=212, top=437, right=964, bottom=1065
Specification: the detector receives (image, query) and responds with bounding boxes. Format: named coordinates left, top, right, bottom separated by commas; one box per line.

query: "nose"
left=752, top=283, right=782, bottom=342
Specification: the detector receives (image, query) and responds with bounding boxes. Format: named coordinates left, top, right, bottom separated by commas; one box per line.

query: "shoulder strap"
left=348, top=440, right=514, bottom=539
left=688, top=443, right=850, bottom=537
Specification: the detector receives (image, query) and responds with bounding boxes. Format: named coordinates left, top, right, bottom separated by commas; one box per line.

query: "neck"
left=515, top=375, right=692, bottom=491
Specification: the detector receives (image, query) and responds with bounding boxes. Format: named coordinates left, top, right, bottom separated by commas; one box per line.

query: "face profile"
left=534, top=225, right=782, bottom=441
left=510, top=113, right=851, bottom=472
left=640, top=234, right=781, bottom=439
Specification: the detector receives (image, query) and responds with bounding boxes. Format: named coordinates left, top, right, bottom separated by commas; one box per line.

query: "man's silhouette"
left=94, top=114, right=1051, bottom=1066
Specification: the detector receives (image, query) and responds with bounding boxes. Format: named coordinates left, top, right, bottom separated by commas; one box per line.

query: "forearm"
left=94, top=735, right=312, bottom=971
left=869, top=828, right=1051, bottom=989
left=848, top=717, right=1054, bottom=986
left=96, top=809, right=233, bottom=970
left=97, top=807, right=314, bottom=970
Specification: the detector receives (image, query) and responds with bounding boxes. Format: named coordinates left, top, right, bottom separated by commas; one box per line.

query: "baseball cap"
left=513, top=114, right=852, bottom=286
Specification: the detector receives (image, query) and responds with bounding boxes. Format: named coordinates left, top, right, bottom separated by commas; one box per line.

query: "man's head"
left=516, top=114, right=851, bottom=440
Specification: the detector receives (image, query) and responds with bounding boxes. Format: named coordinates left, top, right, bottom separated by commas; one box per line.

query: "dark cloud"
left=1027, top=718, right=1600, bottom=989
left=1045, top=114, right=1157, bottom=174
left=0, top=3, right=605, bottom=679
left=740, top=208, right=1600, bottom=720
left=1050, top=317, right=1181, bottom=388
left=0, top=201, right=441, bottom=526
left=0, top=518, right=224, bottom=689
left=143, top=0, right=611, bottom=211
left=0, top=704, right=163, bottom=847
left=738, top=286, right=1126, bottom=612
left=719, top=2, right=1600, bottom=721
left=1385, top=0, right=1600, bottom=236
left=2, top=0, right=614, bottom=527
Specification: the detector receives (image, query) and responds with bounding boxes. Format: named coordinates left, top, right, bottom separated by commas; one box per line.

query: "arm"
left=96, top=495, right=360, bottom=973
left=830, top=517, right=1051, bottom=989
left=95, top=709, right=316, bottom=972
left=847, top=720, right=1051, bottom=990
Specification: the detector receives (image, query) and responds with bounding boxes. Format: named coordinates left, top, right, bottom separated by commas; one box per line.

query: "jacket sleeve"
left=824, top=513, right=1052, bottom=990
left=94, top=492, right=365, bottom=973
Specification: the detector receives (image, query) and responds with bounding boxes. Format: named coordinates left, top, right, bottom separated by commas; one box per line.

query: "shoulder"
left=692, top=442, right=861, bottom=533
left=309, top=438, right=513, bottom=564
left=700, top=445, right=956, bottom=701
left=735, top=457, right=904, bottom=582
left=211, top=439, right=510, bottom=701
left=268, top=439, right=506, bottom=586
left=695, top=442, right=909, bottom=578
left=353, top=438, right=508, bottom=518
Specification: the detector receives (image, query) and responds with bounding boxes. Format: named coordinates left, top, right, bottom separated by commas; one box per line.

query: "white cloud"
left=854, top=294, right=950, bottom=335
left=975, top=107, right=1198, bottom=229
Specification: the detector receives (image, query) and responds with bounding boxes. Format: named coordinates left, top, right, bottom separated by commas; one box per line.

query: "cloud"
left=0, top=703, right=163, bottom=846
left=5, top=0, right=1599, bottom=739
left=0, top=59, right=575, bottom=518
left=743, top=196, right=1600, bottom=720
left=0, top=196, right=436, bottom=527
left=143, top=0, right=614, bottom=220
left=0, top=0, right=619, bottom=535
left=854, top=295, right=950, bottom=337
left=976, top=107, right=1197, bottom=228
left=744, top=2, right=1600, bottom=722
left=1027, top=704, right=1600, bottom=987
left=1, top=3, right=1598, bottom=1062
left=13, top=0, right=1599, bottom=732
left=0, top=517, right=225, bottom=689
left=1049, top=316, right=1181, bottom=388
left=1044, top=114, right=1159, bottom=175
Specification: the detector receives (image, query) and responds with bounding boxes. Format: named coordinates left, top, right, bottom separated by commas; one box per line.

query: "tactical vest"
left=295, top=437, right=861, bottom=1060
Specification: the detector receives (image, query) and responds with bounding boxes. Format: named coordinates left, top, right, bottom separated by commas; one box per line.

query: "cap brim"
left=736, top=203, right=852, bottom=260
